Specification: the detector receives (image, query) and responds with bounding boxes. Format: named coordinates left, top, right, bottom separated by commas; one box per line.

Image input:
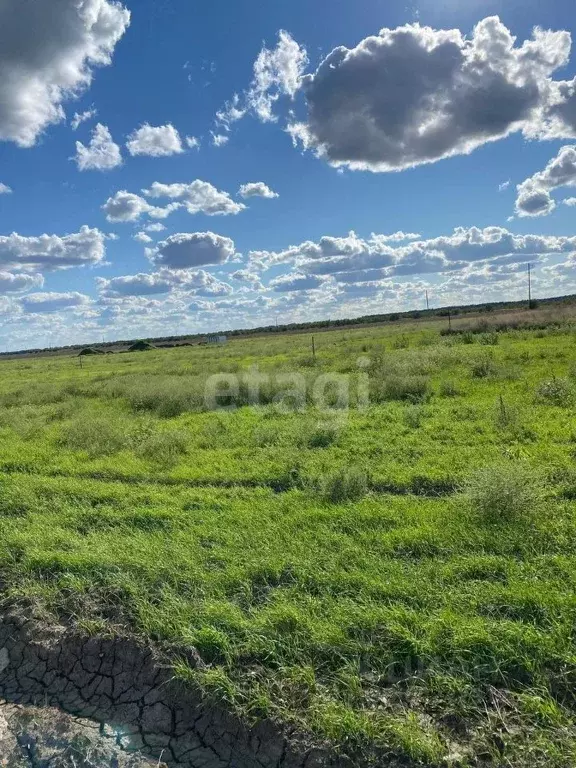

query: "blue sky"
left=0, top=0, right=575, bottom=349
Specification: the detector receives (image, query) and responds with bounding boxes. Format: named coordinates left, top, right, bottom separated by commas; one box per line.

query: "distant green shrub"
left=479, top=332, right=499, bottom=346
left=535, top=377, right=575, bottom=407
left=439, top=379, right=460, bottom=397
left=307, top=423, right=340, bottom=448
left=59, top=415, right=130, bottom=457
left=373, top=375, right=430, bottom=403
left=135, top=430, right=189, bottom=466
left=321, top=467, right=368, bottom=504
left=403, top=405, right=427, bottom=429
left=393, top=336, right=409, bottom=350
left=470, top=353, right=495, bottom=378
left=463, top=463, right=543, bottom=524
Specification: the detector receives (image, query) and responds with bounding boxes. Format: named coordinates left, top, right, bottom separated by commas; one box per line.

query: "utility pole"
left=425, top=290, right=429, bottom=311
left=528, top=263, right=532, bottom=308
left=311, top=335, right=316, bottom=360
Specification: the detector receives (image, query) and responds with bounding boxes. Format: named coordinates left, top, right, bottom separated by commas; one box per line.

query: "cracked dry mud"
left=0, top=614, right=353, bottom=768
left=0, top=701, right=163, bottom=767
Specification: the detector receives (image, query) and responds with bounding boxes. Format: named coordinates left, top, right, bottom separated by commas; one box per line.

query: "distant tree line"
left=1, top=293, right=572, bottom=358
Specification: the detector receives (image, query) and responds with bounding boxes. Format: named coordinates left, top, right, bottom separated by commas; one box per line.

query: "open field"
left=2, top=314, right=576, bottom=765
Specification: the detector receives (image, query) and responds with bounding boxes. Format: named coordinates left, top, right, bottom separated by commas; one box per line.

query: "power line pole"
left=425, top=290, right=429, bottom=311
left=528, top=263, right=532, bottom=308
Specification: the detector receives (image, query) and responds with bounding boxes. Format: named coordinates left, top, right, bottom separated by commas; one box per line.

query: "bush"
left=439, top=380, right=460, bottom=398
left=373, top=375, right=430, bottom=403
left=403, top=406, right=427, bottom=429
left=58, top=415, right=130, bottom=457
left=463, top=463, right=543, bottom=524
left=535, top=377, right=574, bottom=407
left=470, top=353, right=495, bottom=379
left=479, top=332, right=499, bottom=346
left=321, top=467, right=368, bottom=504
left=135, top=430, right=189, bottom=466
left=307, top=423, right=340, bottom=448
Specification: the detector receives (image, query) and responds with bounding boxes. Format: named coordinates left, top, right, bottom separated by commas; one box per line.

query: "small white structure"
left=208, top=334, right=227, bottom=345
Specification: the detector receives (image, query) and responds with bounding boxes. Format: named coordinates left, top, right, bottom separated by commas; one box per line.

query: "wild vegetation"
left=2, top=311, right=576, bottom=765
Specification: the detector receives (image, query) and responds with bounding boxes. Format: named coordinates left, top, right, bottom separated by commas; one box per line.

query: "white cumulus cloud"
left=0, top=226, right=106, bottom=271
left=148, top=232, right=236, bottom=270
left=239, top=182, right=279, bottom=199
left=515, top=145, right=576, bottom=216
left=143, top=180, right=245, bottom=216
left=97, top=267, right=232, bottom=298
left=0, top=272, right=43, bottom=294
left=102, top=191, right=179, bottom=222
left=255, top=227, right=576, bottom=284
left=0, top=0, right=130, bottom=147
left=0, top=183, right=12, bottom=195
left=126, top=123, right=184, bottom=157
left=133, top=231, right=153, bottom=244
left=21, top=292, right=91, bottom=313
left=75, top=123, right=122, bottom=171
left=289, top=17, right=576, bottom=172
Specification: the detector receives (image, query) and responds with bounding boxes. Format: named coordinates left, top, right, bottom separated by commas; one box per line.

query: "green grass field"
left=3, top=315, right=576, bottom=765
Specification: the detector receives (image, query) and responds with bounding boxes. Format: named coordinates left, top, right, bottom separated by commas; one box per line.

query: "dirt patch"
left=0, top=612, right=353, bottom=768
left=0, top=701, right=163, bottom=767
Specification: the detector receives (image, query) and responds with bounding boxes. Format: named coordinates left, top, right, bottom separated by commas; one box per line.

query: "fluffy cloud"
left=186, top=136, right=200, bottom=149
left=256, top=227, right=576, bottom=283
left=97, top=273, right=173, bottom=298
left=289, top=17, right=576, bottom=172
left=102, top=191, right=178, bottom=222
left=217, top=31, right=308, bottom=127
left=270, top=273, right=328, bottom=292
left=71, top=108, right=97, bottom=131
left=0, top=272, right=43, bottom=294
left=147, top=232, right=236, bottom=269
left=126, top=124, right=184, bottom=157
left=143, top=180, right=245, bottom=216
left=565, top=197, right=576, bottom=207
left=97, top=268, right=232, bottom=298
left=133, top=231, right=153, bottom=244
left=515, top=145, right=576, bottom=216
left=75, top=123, right=122, bottom=171
left=21, top=292, right=91, bottom=313
left=239, top=182, right=279, bottom=199
left=0, top=183, right=12, bottom=195
left=0, top=0, right=129, bottom=147
left=231, top=269, right=265, bottom=289
left=177, top=269, right=233, bottom=296
left=0, top=226, right=106, bottom=271
left=144, top=222, right=166, bottom=233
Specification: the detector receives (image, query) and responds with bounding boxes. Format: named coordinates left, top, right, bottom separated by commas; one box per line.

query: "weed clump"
left=307, top=423, right=340, bottom=448
left=463, top=463, right=543, bottom=524
left=470, top=352, right=496, bottom=378
left=135, top=430, right=189, bottom=466
left=321, top=467, right=368, bottom=503
left=373, top=375, right=430, bottom=403
left=58, top=415, right=130, bottom=457
left=535, top=377, right=575, bottom=407
left=439, top=379, right=460, bottom=397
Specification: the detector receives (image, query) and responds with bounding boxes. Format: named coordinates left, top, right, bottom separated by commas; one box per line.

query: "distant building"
left=207, top=334, right=227, bottom=345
